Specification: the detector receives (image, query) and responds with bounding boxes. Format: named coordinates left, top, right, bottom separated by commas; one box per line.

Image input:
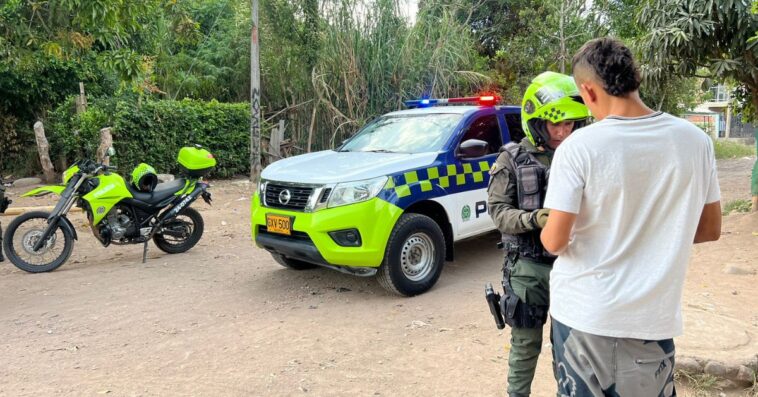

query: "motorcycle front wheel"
left=3, top=211, right=74, bottom=273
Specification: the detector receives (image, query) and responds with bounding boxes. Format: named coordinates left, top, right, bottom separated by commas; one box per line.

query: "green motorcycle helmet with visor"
left=131, top=163, right=158, bottom=193
left=521, top=71, right=590, bottom=149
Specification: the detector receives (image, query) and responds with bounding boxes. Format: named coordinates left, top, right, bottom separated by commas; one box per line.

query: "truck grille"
left=264, top=183, right=314, bottom=211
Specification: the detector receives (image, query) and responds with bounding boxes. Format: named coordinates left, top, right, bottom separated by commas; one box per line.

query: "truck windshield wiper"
left=365, top=149, right=395, bottom=153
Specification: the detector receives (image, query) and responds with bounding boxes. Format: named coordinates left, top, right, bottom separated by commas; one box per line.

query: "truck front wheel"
left=377, top=213, right=445, bottom=296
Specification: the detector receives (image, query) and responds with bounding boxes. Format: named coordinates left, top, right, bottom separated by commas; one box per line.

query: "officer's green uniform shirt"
left=487, top=137, right=552, bottom=235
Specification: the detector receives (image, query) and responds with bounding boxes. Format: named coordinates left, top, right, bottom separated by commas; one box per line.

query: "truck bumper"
left=250, top=193, right=403, bottom=269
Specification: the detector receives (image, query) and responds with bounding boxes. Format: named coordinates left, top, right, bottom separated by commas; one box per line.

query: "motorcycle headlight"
left=327, top=176, right=389, bottom=208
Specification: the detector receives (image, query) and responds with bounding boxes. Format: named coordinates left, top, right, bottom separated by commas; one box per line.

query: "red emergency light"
left=404, top=95, right=500, bottom=108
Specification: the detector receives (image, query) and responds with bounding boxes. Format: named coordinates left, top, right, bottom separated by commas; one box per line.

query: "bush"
left=49, top=98, right=252, bottom=178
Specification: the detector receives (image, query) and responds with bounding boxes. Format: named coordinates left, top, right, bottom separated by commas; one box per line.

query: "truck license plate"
left=266, top=214, right=292, bottom=235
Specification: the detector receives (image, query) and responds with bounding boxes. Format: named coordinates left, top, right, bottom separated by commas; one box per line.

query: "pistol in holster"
left=485, top=242, right=546, bottom=330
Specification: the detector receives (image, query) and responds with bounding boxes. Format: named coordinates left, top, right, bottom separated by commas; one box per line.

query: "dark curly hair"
left=572, top=37, right=641, bottom=97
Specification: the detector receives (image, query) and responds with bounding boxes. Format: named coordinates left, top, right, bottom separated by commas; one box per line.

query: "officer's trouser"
left=507, top=258, right=551, bottom=397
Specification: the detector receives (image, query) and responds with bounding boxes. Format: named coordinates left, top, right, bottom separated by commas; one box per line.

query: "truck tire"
left=377, top=213, right=445, bottom=296
left=271, top=253, right=317, bottom=270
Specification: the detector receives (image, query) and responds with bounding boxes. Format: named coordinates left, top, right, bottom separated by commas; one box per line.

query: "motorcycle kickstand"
left=142, top=240, right=148, bottom=264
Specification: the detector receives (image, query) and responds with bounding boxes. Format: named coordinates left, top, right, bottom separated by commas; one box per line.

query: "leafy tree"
left=638, top=0, right=758, bottom=120
left=151, top=0, right=252, bottom=101
left=457, top=0, right=602, bottom=104
left=0, top=0, right=161, bottom=171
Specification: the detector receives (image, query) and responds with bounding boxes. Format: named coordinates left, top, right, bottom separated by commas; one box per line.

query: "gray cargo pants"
left=551, top=318, right=676, bottom=397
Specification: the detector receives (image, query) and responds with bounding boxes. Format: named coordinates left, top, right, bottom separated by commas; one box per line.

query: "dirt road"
left=1, top=158, right=755, bottom=396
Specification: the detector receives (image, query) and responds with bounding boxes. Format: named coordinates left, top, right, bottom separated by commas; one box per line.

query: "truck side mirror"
left=458, top=139, right=489, bottom=159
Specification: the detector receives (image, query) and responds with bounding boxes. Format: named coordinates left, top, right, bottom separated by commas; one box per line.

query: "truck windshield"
left=339, top=113, right=462, bottom=153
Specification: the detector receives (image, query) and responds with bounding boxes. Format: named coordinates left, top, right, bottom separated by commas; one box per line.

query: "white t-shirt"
left=544, top=111, right=720, bottom=340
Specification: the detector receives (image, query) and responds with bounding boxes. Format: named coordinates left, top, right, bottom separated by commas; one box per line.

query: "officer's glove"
left=529, top=208, right=550, bottom=229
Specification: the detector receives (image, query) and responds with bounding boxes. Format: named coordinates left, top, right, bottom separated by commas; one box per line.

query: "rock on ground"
left=12, top=177, right=42, bottom=187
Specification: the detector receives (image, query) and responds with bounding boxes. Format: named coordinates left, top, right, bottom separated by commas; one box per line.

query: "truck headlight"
left=258, top=180, right=267, bottom=196
left=328, top=176, right=388, bottom=208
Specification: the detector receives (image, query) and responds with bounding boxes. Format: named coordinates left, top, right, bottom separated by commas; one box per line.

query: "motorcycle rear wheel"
left=153, top=207, right=204, bottom=254
left=3, top=211, right=74, bottom=273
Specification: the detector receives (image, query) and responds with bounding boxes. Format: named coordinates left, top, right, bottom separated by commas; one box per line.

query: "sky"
left=399, top=0, right=419, bottom=23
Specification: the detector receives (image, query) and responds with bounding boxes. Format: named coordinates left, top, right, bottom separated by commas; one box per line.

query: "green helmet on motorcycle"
left=521, top=71, right=590, bottom=149
left=131, top=163, right=158, bottom=193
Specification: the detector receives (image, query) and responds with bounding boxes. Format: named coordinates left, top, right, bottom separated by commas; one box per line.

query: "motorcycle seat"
left=127, top=178, right=188, bottom=205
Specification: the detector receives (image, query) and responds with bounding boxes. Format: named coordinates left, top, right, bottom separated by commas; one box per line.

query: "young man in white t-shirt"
left=540, top=37, right=722, bottom=396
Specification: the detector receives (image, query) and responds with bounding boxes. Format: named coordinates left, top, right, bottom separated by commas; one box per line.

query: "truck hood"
left=261, top=150, right=439, bottom=184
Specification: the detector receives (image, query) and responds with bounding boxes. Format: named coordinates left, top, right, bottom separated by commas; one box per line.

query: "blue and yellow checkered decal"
left=378, top=158, right=493, bottom=209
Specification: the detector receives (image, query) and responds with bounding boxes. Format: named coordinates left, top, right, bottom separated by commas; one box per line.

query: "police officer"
left=487, top=71, right=589, bottom=397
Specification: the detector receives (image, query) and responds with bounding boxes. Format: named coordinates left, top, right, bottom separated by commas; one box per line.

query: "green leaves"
left=638, top=0, right=758, bottom=119
left=49, top=98, right=251, bottom=177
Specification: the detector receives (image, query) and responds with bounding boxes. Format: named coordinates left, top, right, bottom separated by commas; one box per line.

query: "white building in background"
left=684, top=84, right=756, bottom=142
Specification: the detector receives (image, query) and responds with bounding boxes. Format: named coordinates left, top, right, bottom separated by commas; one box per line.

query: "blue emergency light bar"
left=404, top=95, right=500, bottom=109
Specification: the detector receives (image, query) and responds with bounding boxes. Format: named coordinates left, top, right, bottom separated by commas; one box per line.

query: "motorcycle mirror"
left=106, top=147, right=116, bottom=157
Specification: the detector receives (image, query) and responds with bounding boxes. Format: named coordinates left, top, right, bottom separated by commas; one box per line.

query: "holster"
left=500, top=250, right=548, bottom=329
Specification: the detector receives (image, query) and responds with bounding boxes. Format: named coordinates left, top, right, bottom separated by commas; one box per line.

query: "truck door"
left=447, top=112, right=503, bottom=238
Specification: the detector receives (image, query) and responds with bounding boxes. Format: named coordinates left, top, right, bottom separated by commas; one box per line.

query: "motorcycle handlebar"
left=79, top=161, right=117, bottom=174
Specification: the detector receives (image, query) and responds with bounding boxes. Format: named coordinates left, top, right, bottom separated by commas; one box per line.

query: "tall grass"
left=266, top=0, right=489, bottom=151
left=714, top=139, right=756, bottom=159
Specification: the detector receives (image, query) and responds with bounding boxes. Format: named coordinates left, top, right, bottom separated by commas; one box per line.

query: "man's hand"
left=529, top=208, right=550, bottom=229
left=541, top=209, right=577, bottom=254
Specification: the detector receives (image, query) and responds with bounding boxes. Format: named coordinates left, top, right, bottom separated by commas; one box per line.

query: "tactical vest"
left=502, top=142, right=555, bottom=263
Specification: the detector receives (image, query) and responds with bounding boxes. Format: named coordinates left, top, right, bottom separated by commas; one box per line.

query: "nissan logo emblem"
left=278, top=189, right=291, bottom=205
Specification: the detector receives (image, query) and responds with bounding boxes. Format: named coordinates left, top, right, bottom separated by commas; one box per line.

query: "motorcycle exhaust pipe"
left=159, top=182, right=209, bottom=223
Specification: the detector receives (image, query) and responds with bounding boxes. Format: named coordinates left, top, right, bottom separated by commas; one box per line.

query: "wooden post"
left=33, top=122, right=56, bottom=183
left=270, top=120, right=284, bottom=159
left=250, top=0, right=262, bottom=182
left=96, top=127, right=113, bottom=165
left=75, top=82, right=87, bottom=113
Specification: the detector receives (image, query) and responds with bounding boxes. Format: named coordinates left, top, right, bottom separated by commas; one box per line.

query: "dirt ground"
left=0, top=157, right=756, bottom=397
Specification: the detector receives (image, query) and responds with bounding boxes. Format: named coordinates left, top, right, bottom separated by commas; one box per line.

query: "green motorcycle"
left=3, top=146, right=215, bottom=273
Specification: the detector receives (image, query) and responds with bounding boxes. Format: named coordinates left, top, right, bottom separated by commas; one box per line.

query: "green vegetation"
left=1, top=0, right=757, bottom=178
left=674, top=370, right=722, bottom=397
left=714, top=140, right=757, bottom=160
left=639, top=0, right=758, bottom=119
left=48, top=97, right=252, bottom=177
left=722, top=199, right=753, bottom=215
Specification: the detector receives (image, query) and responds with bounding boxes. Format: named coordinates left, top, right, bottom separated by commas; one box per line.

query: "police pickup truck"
left=251, top=96, right=525, bottom=296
